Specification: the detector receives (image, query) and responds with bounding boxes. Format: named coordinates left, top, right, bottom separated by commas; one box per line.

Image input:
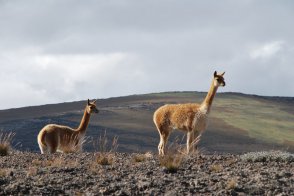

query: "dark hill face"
left=0, top=92, right=293, bottom=154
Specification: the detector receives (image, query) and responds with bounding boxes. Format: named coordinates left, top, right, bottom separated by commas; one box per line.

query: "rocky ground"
left=0, top=151, right=293, bottom=195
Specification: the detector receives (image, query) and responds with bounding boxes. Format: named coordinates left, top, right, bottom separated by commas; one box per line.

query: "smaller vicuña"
left=37, top=99, right=99, bottom=154
left=153, top=71, right=225, bottom=155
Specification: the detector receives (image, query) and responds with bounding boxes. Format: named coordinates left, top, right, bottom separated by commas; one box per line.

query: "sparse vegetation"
left=0, top=169, right=8, bottom=177
left=132, top=154, right=146, bottom=163
left=93, top=131, right=119, bottom=165
left=0, top=132, right=15, bottom=156
left=95, top=153, right=114, bottom=165
left=94, top=130, right=119, bottom=153
left=61, top=134, right=89, bottom=153
left=226, top=179, right=237, bottom=190
left=42, top=155, right=78, bottom=168
left=209, top=164, right=223, bottom=173
left=159, top=153, right=183, bottom=173
left=45, top=157, right=66, bottom=167
left=159, top=139, right=185, bottom=173
left=26, top=167, right=38, bottom=177
left=240, top=150, right=294, bottom=162
left=31, top=159, right=42, bottom=167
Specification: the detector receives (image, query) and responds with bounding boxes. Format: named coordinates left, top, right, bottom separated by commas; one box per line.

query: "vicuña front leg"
left=193, top=133, right=202, bottom=153
left=38, top=143, right=46, bottom=154
left=187, top=131, right=195, bottom=154
left=187, top=131, right=202, bottom=154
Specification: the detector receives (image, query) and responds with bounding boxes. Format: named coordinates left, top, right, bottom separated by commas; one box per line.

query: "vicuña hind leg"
left=44, top=134, right=58, bottom=154
left=158, top=134, right=169, bottom=155
left=157, top=127, right=170, bottom=156
left=38, top=143, right=47, bottom=154
left=194, top=131, right=202, bottom=148
left=158, top=135, right=164, bottom=155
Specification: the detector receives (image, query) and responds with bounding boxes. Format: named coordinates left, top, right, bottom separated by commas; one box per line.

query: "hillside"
left=0, top=92, right=293, bottom=153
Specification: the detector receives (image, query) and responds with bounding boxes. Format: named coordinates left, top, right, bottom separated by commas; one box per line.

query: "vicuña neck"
left=201, top=79, right=218, bottom=113
left=76, top=108, right=91, bottom=133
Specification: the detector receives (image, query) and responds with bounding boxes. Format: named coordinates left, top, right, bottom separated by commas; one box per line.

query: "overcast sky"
left=0, top=0, right=293, bottom=109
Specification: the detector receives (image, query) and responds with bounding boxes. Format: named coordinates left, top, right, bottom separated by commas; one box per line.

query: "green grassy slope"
left=212, top=94, right=294, bottom=145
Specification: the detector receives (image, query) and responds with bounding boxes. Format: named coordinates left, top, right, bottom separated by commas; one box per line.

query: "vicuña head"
left=37, top=99, right=99, bottom=154
left=213, top=71, right=225, bottom=87
left=153, top=71, right=225, bottom=155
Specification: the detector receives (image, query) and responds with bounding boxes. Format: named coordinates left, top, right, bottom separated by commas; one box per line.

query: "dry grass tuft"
left=27, top=167, right=38, bottom=177
left=0, top=168, right=13, bottom=177
left=61, top=134, right=88, bottom=153
left=226, top=179, right=238, bottom=190
left=95, top=153, right=114, bottom=165
left=210, top=164, right=223, bottom=173
left=74, top=192, right=85, bottom=196
left=0, top=169, right=8, bottom=177
left=144, top=151, right=153, bottom=159
left=0, top=132, right=15, bottom=156
left=165, top=134, right=201, bottom=156
left=44, top=156, right=78, bottom=168
left=49, top=155, right=79, bottom=168
left=159, top=153, right=183, bottom=173
left=31, top=159, right=42, bottom=167
left=158, top=136, right=190, bottom=173
left=93, top=131, right=119, bottom=166
left=133, top=154, right=146, bottom=163
left=93, top=130, right=119, bottom=153
left=45, top=157, right=66, bottom=167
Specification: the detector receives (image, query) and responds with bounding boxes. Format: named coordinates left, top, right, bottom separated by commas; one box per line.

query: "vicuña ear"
left=88, top=99, right=90, bottom=105
left=214, top=71, right=217, bottom=77
left=92, top=99, right=97, bottom=104
left=221, top=72, right=225, bottom=76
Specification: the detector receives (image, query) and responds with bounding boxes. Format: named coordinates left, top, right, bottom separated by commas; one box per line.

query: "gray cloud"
left=0, top=0, right=293, bottom=109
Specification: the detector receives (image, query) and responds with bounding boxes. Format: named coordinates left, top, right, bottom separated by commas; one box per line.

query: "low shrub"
left=158, top=136, right=191, bottom=173
left=226, top=179, right=237, bottom=190
left=132, top=154, right=146, bottom=163
left=93, top=130, right=119, bottom=154
left=210, top=164, right=223, bottom=173
left=0, top=132, right=15, bottom=156
left=93, top=131, right=119, bottom=166
left=95, top=153, right=113, bottom=165
left=240, top=150, right=294, bottom=163
left=0, top=169, right=8, bottom=177
left=61, top=134, right=89, bottom=153
left=159, top=153, right=183, bottom=173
